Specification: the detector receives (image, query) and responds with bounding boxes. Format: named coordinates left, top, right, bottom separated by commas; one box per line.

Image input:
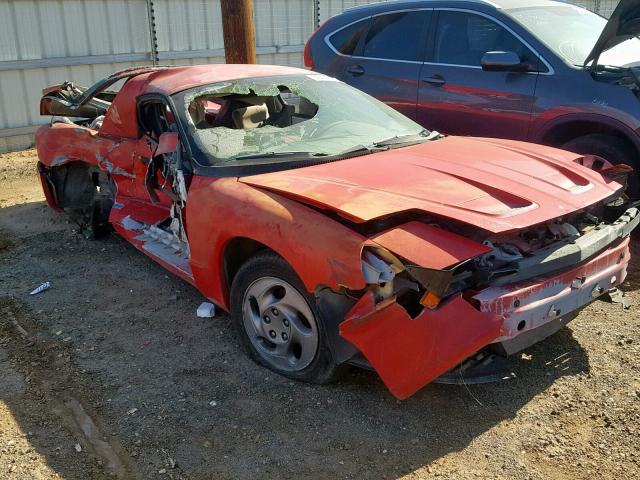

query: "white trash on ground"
left=197, top=302, right=216, bottom=318
left=29, top=282, right=50, bottom=295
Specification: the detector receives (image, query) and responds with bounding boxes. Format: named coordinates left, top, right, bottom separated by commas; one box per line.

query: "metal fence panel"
left=318, top=0, right=385, bottom=22
left=0, top=0, right=624, bottom=153
left=0, top=0, right=153, bottom=152
left=152, top=0, right=313, bottom=66
left=0, top=0, right=317, bottom=152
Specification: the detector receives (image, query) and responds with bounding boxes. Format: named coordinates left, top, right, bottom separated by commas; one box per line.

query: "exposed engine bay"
left=592, top=65, right=640, bottom=99
left=360, top=195, right=639, bottom=319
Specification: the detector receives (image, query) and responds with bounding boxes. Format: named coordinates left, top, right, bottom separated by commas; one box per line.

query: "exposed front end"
left=340, top=201, right=639, bottom=399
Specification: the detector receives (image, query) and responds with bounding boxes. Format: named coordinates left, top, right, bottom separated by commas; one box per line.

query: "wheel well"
left=223, top=237, right=274, bottom=289
left=47, top=161, right=98, bottom=209
left=44, top=161, right=115, bottom=235
left=542, top=121, right=638, bottom=155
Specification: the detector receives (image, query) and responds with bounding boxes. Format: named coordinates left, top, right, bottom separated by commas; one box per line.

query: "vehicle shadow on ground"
left=0, top=201, right=620, bottom=479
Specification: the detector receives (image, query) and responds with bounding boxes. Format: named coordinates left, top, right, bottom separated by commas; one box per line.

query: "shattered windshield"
left=506, top=5, right=640, bottom=67
left=177, top=74, right=427, bottom=165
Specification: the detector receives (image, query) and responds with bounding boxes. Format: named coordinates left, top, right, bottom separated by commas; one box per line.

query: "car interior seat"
left=232, top=104, right=270, bottom=129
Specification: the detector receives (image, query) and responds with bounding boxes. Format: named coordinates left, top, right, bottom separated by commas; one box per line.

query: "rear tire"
left=562, top=134, right=639, bottom=199
left=230, top=251, right=339, bottom=384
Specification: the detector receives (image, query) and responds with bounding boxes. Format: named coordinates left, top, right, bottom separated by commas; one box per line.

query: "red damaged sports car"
left=36, top=65, right=638, bottom=399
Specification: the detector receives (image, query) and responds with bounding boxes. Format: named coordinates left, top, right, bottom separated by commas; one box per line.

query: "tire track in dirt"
left=0, top=297, right=142, bottom=479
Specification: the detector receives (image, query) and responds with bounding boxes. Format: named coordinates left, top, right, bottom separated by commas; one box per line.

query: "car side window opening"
left=139, top=101, right=178, bottom=140
left=434, top=11, right=540, bottom=69
left=362, top=11, right=428, bottom=62
left=87, top=80, right=126, bottom=130
left=138, top=100, right=191, bottom=204
left=329, top=19, right=370, bottom=55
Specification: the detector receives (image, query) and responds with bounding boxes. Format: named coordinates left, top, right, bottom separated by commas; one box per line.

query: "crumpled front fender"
left=339, top=292, right=502, bottom=399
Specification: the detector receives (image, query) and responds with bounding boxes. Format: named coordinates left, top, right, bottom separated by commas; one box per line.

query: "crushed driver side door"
left=110, top=96, right=194, bottom=282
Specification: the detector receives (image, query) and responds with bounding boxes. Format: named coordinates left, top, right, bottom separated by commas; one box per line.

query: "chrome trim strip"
left=0, top=45, right=306, bottom=72
left=422, top=61, right=482, bottom=69
left=343, top=0, right=502, bottom=14
left=323, top=6, right=555, bottom=76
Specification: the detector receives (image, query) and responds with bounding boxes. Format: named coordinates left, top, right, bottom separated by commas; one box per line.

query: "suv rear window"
left=329, top=19, right=369, bottom=55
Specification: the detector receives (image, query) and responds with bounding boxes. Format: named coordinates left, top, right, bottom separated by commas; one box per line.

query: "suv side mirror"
left=481, top=51, right=528, bottom=72
left=156, top=132, right=179, bottom=156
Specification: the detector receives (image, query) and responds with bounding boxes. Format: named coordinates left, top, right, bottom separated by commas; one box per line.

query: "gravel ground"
left=0, top=150, right=638, bottom=480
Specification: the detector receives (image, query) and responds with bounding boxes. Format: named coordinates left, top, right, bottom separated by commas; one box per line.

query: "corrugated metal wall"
left=0, top=0, right=153, bottom=152
left=0, top=0, right=315, bottom=153
left=318, top=0, right=382, bottom=22
left=0, top=0, right=622, bottom=153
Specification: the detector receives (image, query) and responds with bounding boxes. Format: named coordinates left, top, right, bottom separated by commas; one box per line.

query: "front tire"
left=230, top=252, right=339, bottom=384
left=562, top=134, right=639, bottom=199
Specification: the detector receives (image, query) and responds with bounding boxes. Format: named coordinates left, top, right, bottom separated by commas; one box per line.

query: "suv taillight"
left=304, top=19, right=330, bottom=69
left=303, top=40, right=314, bottom=69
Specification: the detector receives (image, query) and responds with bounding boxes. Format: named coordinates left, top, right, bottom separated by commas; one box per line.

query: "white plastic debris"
left=121, top=215, right=144, bottom=231
left=197, top=302, right=216, bottom=318
left=29, top=282, right=50, bottom=295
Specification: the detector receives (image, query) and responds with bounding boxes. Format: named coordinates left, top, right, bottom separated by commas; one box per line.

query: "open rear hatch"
left=40, top=66, right=171, bottom=118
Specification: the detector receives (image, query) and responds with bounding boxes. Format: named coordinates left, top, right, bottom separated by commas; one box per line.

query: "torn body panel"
left=370, top=221, right=492, bottom=269
left=185, top=176, right=368, bottom=311
left=35, top=123, right=138, bottom=213
left=340, top=293, right=503, bottom=399
left=476, top=237, right=630, bottom=341
left=112, top=216, right=194, bottom=284
left=340, top=230, right=632, bottom=399
left=36, top=124, right=135, bottom=177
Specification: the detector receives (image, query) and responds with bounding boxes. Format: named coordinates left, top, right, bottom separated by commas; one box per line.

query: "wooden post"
left=220, top=0, right=257, bottom=64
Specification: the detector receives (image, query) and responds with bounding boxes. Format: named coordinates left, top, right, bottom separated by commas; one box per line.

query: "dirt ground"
left=0, top=150, right=638, bottom=480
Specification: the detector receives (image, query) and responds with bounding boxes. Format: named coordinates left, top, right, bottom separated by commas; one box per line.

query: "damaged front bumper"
left=491, top=205, right=638, bottom=285
left=340, top=206, right=637, bottom=400
left=476, top=236, right=630, bottom=349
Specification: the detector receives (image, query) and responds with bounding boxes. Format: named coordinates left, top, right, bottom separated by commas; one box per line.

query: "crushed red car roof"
left=142, top=64, right=309, bottom=96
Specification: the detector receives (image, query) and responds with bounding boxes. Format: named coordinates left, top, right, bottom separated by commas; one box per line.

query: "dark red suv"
left=305, top=0, right=640, bottom=197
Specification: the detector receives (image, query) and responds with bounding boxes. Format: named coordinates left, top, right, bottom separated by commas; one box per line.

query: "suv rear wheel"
left=562, top=134, right=639, bottom=199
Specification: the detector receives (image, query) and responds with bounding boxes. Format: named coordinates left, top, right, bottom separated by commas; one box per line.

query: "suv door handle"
left=346, top=65, right=365, bottom=76
left=422, top=75, right=446, bottom=86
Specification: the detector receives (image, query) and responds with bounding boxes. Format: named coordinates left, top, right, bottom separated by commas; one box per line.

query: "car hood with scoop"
left=239, top=136, right=623, bottom=234
left=584, top=0, right=640, bottom=67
